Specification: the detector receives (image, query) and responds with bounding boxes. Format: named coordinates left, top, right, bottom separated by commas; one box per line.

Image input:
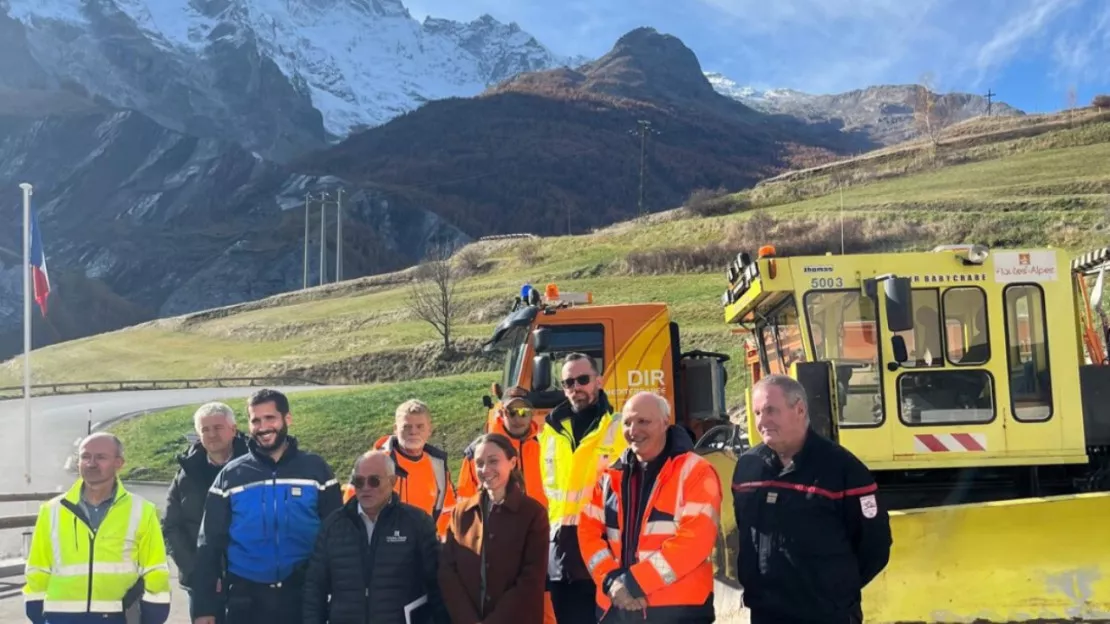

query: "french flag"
left=29, top=207, right=50, bottom=317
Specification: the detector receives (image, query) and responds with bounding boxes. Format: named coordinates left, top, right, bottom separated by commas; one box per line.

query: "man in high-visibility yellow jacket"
left=540, top=352, right=627, bottom=623
left=23, top=432, right=172, bottom=624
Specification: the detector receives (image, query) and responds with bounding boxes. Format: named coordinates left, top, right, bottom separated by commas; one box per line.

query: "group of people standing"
left=23, top=351, right=892, bottom=624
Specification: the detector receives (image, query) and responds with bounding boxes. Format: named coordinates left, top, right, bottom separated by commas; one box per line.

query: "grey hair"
left=351, top=449, right=396, bottom=478
left=194, top=402, right=236, bottom=432
left=80, top=432, right=124, bottom=459
left=753, top=374, right=809, bottom=419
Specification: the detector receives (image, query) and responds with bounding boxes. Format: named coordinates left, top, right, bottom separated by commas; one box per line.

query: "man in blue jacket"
left=192, top=388, right=342, bottom=624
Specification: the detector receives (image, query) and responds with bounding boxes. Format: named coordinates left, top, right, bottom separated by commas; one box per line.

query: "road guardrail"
left=0, top=491, right=60, bottom=579
left=0, top=376, right=324, bottom=399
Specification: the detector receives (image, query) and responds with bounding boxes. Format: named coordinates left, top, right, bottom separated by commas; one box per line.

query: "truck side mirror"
left=890, top=335, right=909, bottom=367
left=884, top=277, right=914, bottom=333
left=532, top=327, right=550, bottom=352
left=532, top=355, right=552, bottom=391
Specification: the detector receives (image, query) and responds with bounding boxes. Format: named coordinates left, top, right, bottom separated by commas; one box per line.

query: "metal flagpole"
left=20, top=182, right=33, bottom=485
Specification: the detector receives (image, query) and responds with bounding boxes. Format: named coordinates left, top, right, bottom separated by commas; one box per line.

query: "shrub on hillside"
left=623, top=214, right=925, bottom=275
left=454, top=247, right=488, bottom=277
left=685, top=186, right=741, bottom=217
left=1094, top=94, right=1110, bottom=110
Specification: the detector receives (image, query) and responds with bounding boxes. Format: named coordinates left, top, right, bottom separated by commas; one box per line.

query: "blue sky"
left=405, top=0, right=1110, bottom=113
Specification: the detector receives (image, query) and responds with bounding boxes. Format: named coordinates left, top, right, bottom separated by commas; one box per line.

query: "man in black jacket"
left=163, top=402, right=248, bottom=623
left=732, top=375, right=892, bottom=624
left=304, top=450, right=448, bottom=624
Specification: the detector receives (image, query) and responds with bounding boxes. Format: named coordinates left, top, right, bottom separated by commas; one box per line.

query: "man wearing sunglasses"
left=540, top=353, right=627, bottom=624
left=304, top=450, right=447, bottom=624
left=457, top=389, right=546, bottom=505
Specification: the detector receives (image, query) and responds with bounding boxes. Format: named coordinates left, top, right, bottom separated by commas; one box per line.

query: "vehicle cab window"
left=897, top=286, right=995, bottom=425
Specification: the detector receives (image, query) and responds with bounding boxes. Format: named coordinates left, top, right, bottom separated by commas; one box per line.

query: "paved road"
left=0, top=387, right=339, bottom=555
left=0, top=386, right=341, bottom=624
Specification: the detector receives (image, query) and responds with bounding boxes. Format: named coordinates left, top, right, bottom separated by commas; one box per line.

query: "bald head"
left=80, top=432, right=124, bottom=459
left=622, top=392, right=671, bottom=462
left=78, top=432, right=124, bottom=487
left=352, top=449, right=395, bottom=477
left=625, top=391, right=670, bottom=421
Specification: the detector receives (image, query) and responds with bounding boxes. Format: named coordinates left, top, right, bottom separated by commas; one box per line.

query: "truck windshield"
left=803, top=290, right=882, bottom=426
left=756, top=299, right=804, bottom=375
left=496, top=326, right=529, bottom=390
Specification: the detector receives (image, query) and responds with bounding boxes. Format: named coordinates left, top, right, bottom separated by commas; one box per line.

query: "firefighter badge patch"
left=860, top=494, right=878, bottom=519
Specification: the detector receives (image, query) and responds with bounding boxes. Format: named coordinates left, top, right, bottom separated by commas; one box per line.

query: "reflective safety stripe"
left=142, top=591, right=171, bottom=604
left=26, top=566, right=49, bottom=575
left=581, top=503, right=605, bottom=523
left=680, top=502, right=718, bottom=523
left=601, top=418, right=619, bottom=448
left=431, top=457, right=447, bottom=517
left=140, top=563, right=169, bottom=576
left=642, top=520, right=677, bottom=536
left=121, top=493, right=145, bottom=562
left=586, top=548, right=610, bottom=573
left=555, top=513, right=580, bottom=527
left=543, top=435, right=558, bottom=489
left=44, top=600, right=125, bottom=613
left=644, top=551, right=678, bottom=585
left=48, top=503, right=61, bottom=572
left=56, top=562, right=136, bottom=576
left=216, top=478, right=333, bottom=498
left=605, top=528, right=620, bottom=543
left=23, top=593, right=45, bottom=601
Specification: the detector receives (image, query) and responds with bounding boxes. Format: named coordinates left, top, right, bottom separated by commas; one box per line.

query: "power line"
left=629, top=120, right=660, bottom=217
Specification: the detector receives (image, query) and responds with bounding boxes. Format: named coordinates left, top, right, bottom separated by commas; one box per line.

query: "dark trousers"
left=549, top=579, right=598, bottom=624
left=187, top=588, right=225, bottom=624
left=223, top=577, right=304, bottom=624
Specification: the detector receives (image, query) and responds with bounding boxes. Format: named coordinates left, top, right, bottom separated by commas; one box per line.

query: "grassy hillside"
left=5, top=110, right=1109, bottom=406
left=111, top=374, right=490, bottom=481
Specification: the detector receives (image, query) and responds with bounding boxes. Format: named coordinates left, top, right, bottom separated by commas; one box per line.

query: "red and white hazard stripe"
left=913, top=433, right=987, bottom=453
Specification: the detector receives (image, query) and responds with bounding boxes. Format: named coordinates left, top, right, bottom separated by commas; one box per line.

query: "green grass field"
left=112, top=373, right=493, bottom=482
left=7, top=111, right=1110, bottom=467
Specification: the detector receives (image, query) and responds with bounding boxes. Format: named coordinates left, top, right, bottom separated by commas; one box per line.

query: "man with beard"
left=163, top=402, right=248, bottom=624
left=540, top=353, right=626, bottom=623
left=192, top=389, right=342, bottom=624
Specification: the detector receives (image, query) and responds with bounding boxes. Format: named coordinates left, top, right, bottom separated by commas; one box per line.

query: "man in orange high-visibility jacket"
left=457, top=389, right=556, bottom=624
left=341, top=399, right=457, bottom=537
left=578, top=391, right=722, bottom=623
left=457, top=390, right=546, bottom=506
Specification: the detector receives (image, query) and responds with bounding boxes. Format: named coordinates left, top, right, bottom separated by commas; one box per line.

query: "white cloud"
left=969, top=0, right=1080, bottom=85
left=1050, top=2, right=1110, bottom=85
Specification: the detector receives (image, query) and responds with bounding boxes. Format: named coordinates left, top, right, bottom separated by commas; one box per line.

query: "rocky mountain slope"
left=707, top=73, right=1025, bottom=146
left=2, top=0, right=580, bottom=161
left=0, top=107, right=467, bottom=355
left=300, top=28, right=874, bottom=238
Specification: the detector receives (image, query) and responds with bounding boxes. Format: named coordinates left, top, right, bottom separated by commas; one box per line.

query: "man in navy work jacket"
left=192, top=388, right=342, bottom=624
left=731, top=374, right=892, bottom=624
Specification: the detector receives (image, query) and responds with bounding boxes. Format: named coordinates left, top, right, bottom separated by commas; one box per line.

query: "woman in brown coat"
left=439, top=433, right=549, bottom=624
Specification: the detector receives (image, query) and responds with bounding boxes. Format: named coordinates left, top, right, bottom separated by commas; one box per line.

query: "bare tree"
left=407, top=242, right=459, bottom=353
left=913, top=72, right=945, bottom=147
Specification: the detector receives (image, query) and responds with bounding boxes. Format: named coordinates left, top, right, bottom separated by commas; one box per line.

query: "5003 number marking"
left=810, top=277, right=844, bottom=288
